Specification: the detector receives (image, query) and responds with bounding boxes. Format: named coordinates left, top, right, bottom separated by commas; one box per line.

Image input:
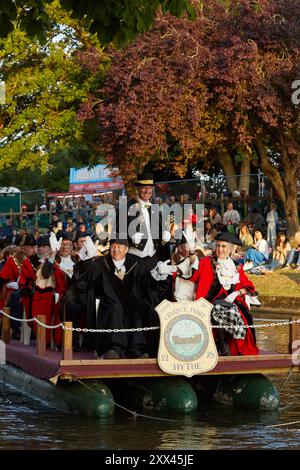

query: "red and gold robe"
left=189, top=256, right=259, bottom=356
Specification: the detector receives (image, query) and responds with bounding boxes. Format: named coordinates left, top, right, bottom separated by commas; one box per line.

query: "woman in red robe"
left=189, top=232, right=259, bottom=356
left=19, top=234, right=67, bottom=347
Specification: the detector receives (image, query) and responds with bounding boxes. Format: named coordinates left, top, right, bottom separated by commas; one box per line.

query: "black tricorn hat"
left=215, top=231, right=243, bottom=246
left=73, top=231, right=87, bottom=242
left=37, top=234, right=51, bottom=247
left=59, top=231, right=73, bottom=242
left=20, top=234, right=37, bottom=247
left=109, top=237, right=129, bottom=247
left=134, top=172, right=155, bottom=186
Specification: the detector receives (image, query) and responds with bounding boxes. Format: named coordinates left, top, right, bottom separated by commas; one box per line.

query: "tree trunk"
left=283, top=164, right=299, bottom=238
left=238, top=152, right=250, bottom=196
left=254, top=136, right=299, bottom=238
left=217, top=151, right=238, bottom=193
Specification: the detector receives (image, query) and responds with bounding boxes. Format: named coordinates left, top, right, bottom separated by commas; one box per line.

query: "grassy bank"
left=248, top=268, right=300, bottom=297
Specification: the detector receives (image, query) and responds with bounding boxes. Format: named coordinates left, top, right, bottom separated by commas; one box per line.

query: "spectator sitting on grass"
left=258, top=232, right=291, bottom=274
left=243, top=230, right=269, bottom=271
left=283, top=231, right=300, bottom=270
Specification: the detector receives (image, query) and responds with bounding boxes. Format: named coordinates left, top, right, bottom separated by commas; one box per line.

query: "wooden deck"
left=4, top=341, right=300, bottom=384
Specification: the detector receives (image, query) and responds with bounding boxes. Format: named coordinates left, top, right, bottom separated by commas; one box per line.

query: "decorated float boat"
left=0, top=302, right=299, bottom=418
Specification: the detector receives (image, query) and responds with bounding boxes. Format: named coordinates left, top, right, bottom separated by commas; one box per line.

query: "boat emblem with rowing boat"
left=155, top=298, right=218, bottom=377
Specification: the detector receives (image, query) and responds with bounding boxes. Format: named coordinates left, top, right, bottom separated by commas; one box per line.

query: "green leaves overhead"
left=0, top=0, right=196, bottom=45
left=0, top=1, right=108, bottom=175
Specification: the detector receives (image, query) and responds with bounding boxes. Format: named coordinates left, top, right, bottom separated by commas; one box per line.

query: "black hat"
left=174, top=229, right=187, bottom=246
left=109, top=238, right=129, bottom=247
left=73, top=231, right=87, bottom=242
left=37, top=234, right=51, bottom=247
left=59, top=231, right=73, bottom=242
left=134, top=172, right=155, bottom=187
left=215, top=232, right=242, bottom=246
left=20, top=234, right=37, bottom=247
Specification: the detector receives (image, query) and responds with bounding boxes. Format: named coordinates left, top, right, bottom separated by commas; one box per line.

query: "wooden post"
left=288, top=317, right=300, bottom=354
left=1, top=307, right=11, bottom=344
left=63, top=322, right=73, bottom=360
left=34, top=204, right=38, bottom=229
left=36, top=315, right=46, bottom=356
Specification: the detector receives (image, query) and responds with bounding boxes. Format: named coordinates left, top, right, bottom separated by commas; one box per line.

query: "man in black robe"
left=66, top=237, right=175, bottom=358
left=115, top=172, right=171, bottom=262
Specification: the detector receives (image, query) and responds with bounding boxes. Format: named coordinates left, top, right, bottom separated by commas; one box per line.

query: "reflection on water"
left=0, top=312, right=300, bottom=450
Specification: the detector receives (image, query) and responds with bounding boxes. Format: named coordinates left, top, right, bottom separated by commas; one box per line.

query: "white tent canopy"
left=0, top=187, right=20, bottom=193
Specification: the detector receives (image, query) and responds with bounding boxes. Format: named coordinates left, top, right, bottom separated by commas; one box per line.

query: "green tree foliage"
left=0, top=1, right=109, bottom=187
left=0, top=0, right=196, bottom=45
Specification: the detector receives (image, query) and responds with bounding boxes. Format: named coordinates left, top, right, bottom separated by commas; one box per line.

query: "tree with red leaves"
left=80, top=0, right=300, bottom=236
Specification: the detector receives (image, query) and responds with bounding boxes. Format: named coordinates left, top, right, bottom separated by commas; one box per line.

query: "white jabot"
left=59, top=255, right=75, bottom=278
left=112, top=258, right=126, bottom=279
left=216, top=257, right=240, bottom=290
left=112, top=258, right=126, bottom=271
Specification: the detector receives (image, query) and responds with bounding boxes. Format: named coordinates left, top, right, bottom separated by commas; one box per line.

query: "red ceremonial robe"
left=189, top=256, right=259, bottom=356
left=0, top=255, right=21, bottom=309
left=19, top=256, right=38, bottom=321
left=19, top=257, right=67, bottom=345
left=31, top=263, right=67, bottom=345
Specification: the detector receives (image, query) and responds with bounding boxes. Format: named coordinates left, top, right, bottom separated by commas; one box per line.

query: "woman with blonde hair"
left=239, top=223, right=254, bottom=249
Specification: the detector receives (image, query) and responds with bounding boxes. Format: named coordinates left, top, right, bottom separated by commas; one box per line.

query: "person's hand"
left=224, top=291, right=239, bottom=303
left=84, top=236, right=98, bottom=258
left=6, top=281, right=18, bottom=290
left=157, top=260, right=177, bottom=275
left=185, top=228, right=196, bottom=251
left=49, top=232, right=62, bottom=254
left=132, top=232, right=144, bottom=245
left=162, top=230, right=171, bottom=243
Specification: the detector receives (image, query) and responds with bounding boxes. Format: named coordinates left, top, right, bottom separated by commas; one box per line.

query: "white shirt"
left=266, top=210, right=278, bottom=226
left=129, top=197, right=155, bottom=258
left=210, top=213, right=222, bottom=226
left=59, top=255, right=75, bottom=278
left=223, top=209, right=240, bottom=225
left=112, top=258, right=126, bottom=271
left=255, top=239, right=269, bottom=259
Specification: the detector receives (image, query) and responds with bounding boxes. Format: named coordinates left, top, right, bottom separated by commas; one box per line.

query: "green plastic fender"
left=213, top=374, right=280, bottom=410
left=58, top=380, right=115, bottom=417
left=108, top=377, right=198, bottom=414
left=142, top=377, right=198, bottom=413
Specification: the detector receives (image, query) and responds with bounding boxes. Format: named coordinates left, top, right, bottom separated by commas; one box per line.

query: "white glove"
left=132, top=232, right=144, bottom=245
left=224, top=291, right=240, bottom=303
left=78, top=245, right=87, bottom=261
left=245, top=294, right=261, bottom=309
left=49, top=232, right=62, bottom=253
left=185, top=228, right=196, bottom=251
left=157, top=260, right=177, bottom=276
left=84, top=236, right=98, bottom=258
left=6, top=281, right=18, bottom=290
left=54, top=293, right=60, bottom=304
left=162, top=230, right=171, bottom=243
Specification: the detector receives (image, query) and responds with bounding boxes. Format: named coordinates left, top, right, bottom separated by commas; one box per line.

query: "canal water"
left=0, top=315, right=300, bottom=450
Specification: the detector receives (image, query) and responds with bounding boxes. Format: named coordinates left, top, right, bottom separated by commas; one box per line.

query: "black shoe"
left=217, top=342, right=231, bottom=356
left=12, top=331, right=21, bottom=340
left=103, top=349, right=122, bottom=359
left=127, top=349, right=150, bottom=359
